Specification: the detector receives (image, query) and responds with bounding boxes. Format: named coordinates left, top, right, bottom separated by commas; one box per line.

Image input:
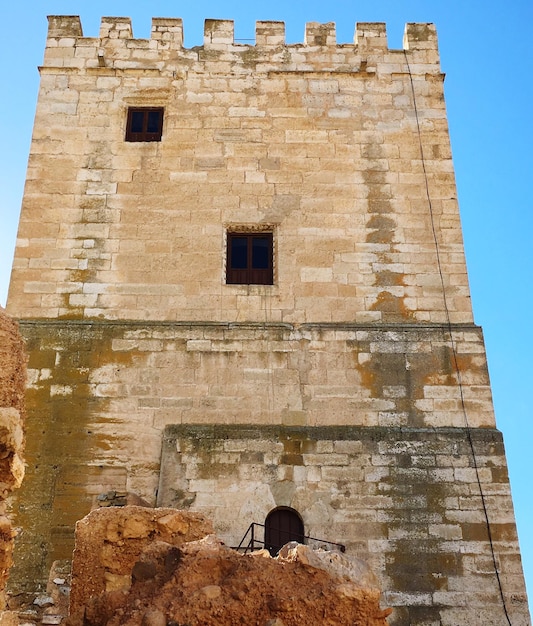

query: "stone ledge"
left=17, top=318, right=482, bottom=332
left=162, top=423, right=504, bottom=446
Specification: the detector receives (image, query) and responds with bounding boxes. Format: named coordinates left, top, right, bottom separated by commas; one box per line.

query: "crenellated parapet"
left=43, top=16, right=440, bottom=74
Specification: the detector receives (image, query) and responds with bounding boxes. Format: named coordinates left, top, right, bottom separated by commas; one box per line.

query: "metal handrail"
left=236, top=522, right=345, bottom=554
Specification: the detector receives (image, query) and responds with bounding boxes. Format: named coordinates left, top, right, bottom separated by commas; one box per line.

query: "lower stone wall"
left=158, top=424, right=529, bottom=626
left=10, top=318, right=497, bottom=590
left=7, top=319, right=529, bottom=624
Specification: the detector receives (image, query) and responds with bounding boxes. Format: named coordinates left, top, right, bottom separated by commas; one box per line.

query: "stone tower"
left=6, top=16, right=530, bottom=624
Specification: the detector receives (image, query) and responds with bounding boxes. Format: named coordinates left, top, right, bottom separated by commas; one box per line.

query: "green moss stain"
left=241, top=47, right=260, bottom=69
left=10, top=322, right=142, bottom=591
left=363, top=157, right=414, bottom=322
left=365, top=215, right=396, bottom=244
left=384, top=439, right=462, bottom=623
left=353, top=332, right=470, bottom=427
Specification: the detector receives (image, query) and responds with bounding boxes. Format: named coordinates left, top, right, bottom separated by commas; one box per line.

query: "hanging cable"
left=403, top=50, right=513, bottom=626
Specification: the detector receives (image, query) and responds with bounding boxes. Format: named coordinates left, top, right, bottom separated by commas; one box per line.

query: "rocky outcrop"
left=69, top=506, right=215, bottom=617
left=0, top=307, right=25, bottom=608
left=68, top=507, right=391, bottom=626
left=0, top=308, right=25, bottom=417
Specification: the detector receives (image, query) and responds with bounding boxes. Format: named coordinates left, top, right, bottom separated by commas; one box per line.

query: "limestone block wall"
left=7, top=18, right=471, bottom=325
left=9, top=319, right=495, bottom=589
left=156, top=424, right=529, bottom=626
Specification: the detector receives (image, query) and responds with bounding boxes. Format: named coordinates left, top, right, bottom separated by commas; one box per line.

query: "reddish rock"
left=0, top=307, right=25, bottom=608
left=68, top=508, right=391, bottom=626
left=0, top=307, right=26, bottom=416
left=69, top=506, right=214, bottom=617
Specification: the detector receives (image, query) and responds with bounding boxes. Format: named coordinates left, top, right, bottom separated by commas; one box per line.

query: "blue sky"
left=1, top=0, right=531, bottom=606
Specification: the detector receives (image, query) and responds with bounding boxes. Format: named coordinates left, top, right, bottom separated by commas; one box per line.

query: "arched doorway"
left=264, top=507, right=304, bottom=556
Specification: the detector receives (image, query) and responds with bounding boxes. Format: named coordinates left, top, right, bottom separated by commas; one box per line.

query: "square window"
left=226, top=232, right=273, bottom=285
left=125, top=107, right=164, bottom=142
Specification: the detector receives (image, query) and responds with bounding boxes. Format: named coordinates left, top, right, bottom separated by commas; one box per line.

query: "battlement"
left=44, top=16, right=440, bottom=73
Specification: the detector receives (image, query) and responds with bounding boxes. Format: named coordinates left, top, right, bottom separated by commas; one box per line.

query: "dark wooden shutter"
left=125, top=108, right=164, bottom=142
left=227, top=232, right=273, bottom=284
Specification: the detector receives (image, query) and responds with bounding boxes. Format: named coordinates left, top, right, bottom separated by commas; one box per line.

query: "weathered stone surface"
left=278, top=542, right=380, bottom=590
left=9, top=319, right=502, bottom=597
left=152, top=423, right=531, bottom=624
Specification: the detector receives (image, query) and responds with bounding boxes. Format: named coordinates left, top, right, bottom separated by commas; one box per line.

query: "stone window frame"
left=224, top=224, right=277, bottom=286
